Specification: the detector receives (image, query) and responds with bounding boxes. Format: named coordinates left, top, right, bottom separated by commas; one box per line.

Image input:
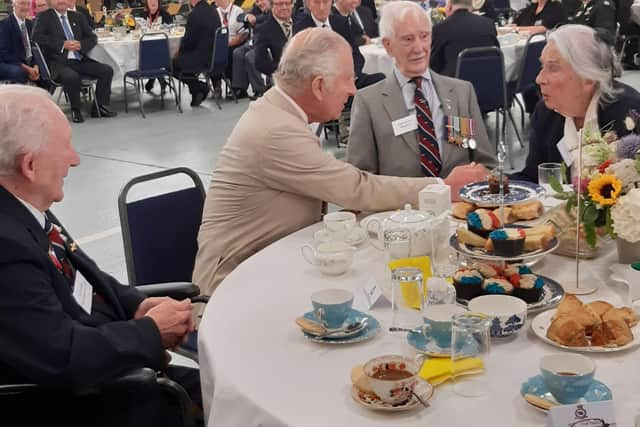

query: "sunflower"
left=587, top=174, right=623, bottom=206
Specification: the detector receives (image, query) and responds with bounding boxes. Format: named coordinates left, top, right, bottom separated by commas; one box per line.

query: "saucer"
left=520, top=374, right=612, bottom=413
left=351, top=377, right=434, bottom=412
left=407, top=328, right=478, bottom=357
left=302, top=309, right=380, bottom=344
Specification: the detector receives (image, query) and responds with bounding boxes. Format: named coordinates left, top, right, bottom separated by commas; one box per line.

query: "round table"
left=632, top=2, right=640, bottom=26
left=88, top=33, right=183, bottom=83
left=360, top=37, right=526, bottom=82
left=198, top=220, right=639, bottom=427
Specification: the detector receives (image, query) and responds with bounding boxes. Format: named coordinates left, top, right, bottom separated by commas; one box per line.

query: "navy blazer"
left=32, top=8, right=97, bottom=68
left=430, top=9, right=499, bottom=78
left=254, top=15, right=289, bottom=76
left=0, top=15, right=33, bottom=65
left=0, top=186, right=164, bottom=390
left=293, top=12, right=364, bottom=77
left=177, top=0, right=221, bottom=71
left=513, top=82, right=640, bottom=182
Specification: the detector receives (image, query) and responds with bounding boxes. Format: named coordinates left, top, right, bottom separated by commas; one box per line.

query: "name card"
left=547, top=401, right=616, bottom=427
left=363, top=276, right=390, bottom=310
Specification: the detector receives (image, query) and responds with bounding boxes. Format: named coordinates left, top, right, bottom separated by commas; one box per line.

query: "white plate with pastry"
left=531, top=295, right=640, bottom=353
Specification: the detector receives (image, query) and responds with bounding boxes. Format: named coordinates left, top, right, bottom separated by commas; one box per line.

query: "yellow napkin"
left=388, top=256, right=432, bottom=310
left=419, top=357, right=484, bottom=386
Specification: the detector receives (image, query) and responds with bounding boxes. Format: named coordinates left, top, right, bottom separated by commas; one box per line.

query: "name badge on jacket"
left=73, top=271, right=93, bottom=314
left=391, top=114, right=417, bottom=136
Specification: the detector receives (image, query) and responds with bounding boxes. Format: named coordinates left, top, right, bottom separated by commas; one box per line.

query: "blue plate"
left=406, top=327, right=479, bottom=357
left=459, top=180, right=545, bottom=207
left=302, top=309, right=380, bottom=344
left=520, top=374, right=612, bottom=412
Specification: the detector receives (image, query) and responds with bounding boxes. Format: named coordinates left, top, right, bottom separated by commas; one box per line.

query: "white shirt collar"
left=55, top=9, right=69, bottom=19
left=274, top=86, right=308, bottom=123
left=311, top=14, right=331, bottom=29
left=220, top=4, right=233, bottom=14
left=13, top=14, right=26, bottom=27
left=393, top=66, right=432, bottom=91
left=16, top=196, right=46, bottom=229
left=562, top=90, right=600, bottom=153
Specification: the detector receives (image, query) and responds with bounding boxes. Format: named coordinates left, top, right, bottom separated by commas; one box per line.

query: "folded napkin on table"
left=388, top=256, right=432, bottom=310
left=419, top=357, right=484, bottom=386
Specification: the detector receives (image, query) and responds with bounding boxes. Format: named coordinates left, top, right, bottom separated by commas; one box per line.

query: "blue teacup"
left=421, top=304, right=468, bottom=348
left=311, top=289, right=354, bottom=329
left=540, top=354, right=596, bottom=404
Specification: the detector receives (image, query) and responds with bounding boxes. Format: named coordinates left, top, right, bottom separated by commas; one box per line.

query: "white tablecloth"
left=360, top=38, right=526, bottom=82
left=88, top=34, right=182, bottom=82
left=632, top=2, right=640, bottom=26
left=198, top=219, right=640, bottom=427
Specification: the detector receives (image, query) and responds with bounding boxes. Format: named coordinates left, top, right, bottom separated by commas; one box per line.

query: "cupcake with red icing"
left=453, top=268, right=483, bottom=300
left=471, top=262, right=502, bottom=278
left=512, top=274, right=544, bottom=303
left=466, top=209, right=501, bottom=238
left=482, top=277, right=514, bottom=295
left=488, top=228, right=526, bottom=257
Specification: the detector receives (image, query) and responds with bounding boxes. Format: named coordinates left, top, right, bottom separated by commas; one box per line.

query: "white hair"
left=0, top=86, right=58, bottom=176
left=547, top=24, right=622, bottom=103
left=379, top=1, right=432, bottom=40
left=274, top=28, right=349, bottom=96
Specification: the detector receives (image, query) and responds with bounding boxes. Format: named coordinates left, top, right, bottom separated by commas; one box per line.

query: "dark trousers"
left=51, top=58, right=113, bottom=112
left=173, top=56, right=209, bottom=96
left=231, top=44, right=265, bottom=93
left=1, top=366, right=202, bottom=427
left=0, top=63, right=28, bottom=83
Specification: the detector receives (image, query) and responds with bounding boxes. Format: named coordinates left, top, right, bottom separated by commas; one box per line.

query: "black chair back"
left=118, top=168, right=205, bottom=286
left=138, top=32, right=172, bottom=74
left=515, top=33, right=546, bottom=93
left=455, top=46, right=507, bottom=114
left=493, top=0, right=511, bottom=14
left=210, top=26, right=229, bottom=76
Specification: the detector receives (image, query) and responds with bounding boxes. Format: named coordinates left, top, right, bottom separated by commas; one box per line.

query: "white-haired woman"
left=514, top=25, right=640, bottom=182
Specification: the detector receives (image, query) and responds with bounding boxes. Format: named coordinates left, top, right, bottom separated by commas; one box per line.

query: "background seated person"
left=430, top=0, right=499, bottom=78
left=331, top=0, right=378, bottom=46
left=254, top=0, right=293, bottom=77
left=569, top=0, right=617, bottom=37
left=0, top=85, right=200, bottom=427
left=143, top=0, right=174, bottom=93
left=34, top=0, right=50, bottom=15
left=0, top=0, right=40, bottom=84
left=192, top=28, right=442, bottom=296
left=32, top=0, right=116, bottom=123
left=513, top=0, right=568, bottom=33
left=512, top=24, right=640, bottom=182
left=348, top=1, right=495, bottom=187
left=213, top=0, right=249, bottom=98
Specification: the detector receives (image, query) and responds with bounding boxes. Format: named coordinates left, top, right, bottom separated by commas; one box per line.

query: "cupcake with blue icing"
left=466, top=209, right=501, bottom=238
left=503, top=264, right=532, bottom=278
left=453, top=268, right=483, bottom=300
left=482, top=277, right=514, bottom=295
left=487, top=228, right=526, bottom=257
left=513, top=274, right=544, bottom=303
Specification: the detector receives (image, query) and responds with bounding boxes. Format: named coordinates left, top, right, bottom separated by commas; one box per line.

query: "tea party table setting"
left=197, top=197, right=640, bottom=427
left=88, top=26, right=184, bottom=82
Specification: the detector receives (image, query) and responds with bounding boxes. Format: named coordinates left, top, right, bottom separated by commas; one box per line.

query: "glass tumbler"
left=429, top=215, right=458, bottom=278
left=390, top=267, right=424, bottom=330
left=538, top=162, right=563, bottom=196
left=451, top=312, right=491, bottom=397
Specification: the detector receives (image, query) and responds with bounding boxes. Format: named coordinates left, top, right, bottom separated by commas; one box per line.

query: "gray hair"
left=274, top=28, right=349, bottom=96
left=548, top=24, right=622, bottom=103
left=379, top=1, right=432, bottom=40
left=0, top=86, right=58, bottom=176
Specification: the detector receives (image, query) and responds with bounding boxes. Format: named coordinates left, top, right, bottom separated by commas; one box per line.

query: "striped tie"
left=413, top=77, right=442, bottom=177
left=45, top=216, right=75, bottom=287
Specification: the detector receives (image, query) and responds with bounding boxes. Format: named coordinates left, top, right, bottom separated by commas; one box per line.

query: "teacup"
left=313, top=212, right=361, bottom=245
left=301, top=241, right=355, bottom=275
left=310, top=289, right=354, bottom=329
left=421, top=304, right=468, bottom=348
left=540, top=354, right=595, bottom=404
left=363, top=355, right=419, bottom=404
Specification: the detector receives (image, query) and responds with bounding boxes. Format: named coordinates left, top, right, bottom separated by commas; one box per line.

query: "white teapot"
left=301, top=241, right=356, bottom=275
left=366, top=204, right=435, bottom=260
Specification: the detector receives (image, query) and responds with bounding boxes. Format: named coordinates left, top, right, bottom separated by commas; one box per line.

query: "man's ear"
left=310, top=75, right=325, bottom=100
left=18, top=152, right=37, bottom=183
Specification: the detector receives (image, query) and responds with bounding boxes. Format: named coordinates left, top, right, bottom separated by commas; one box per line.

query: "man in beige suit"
left=193, top=28, right=458, bottom=296
left=347, top=1, right=496, bottom=184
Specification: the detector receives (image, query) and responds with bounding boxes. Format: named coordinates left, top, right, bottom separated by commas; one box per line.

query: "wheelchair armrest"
left=136, top=282, right=200, bottom=299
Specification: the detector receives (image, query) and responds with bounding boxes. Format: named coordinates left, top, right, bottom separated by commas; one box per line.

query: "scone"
left=512, top=200, right=544, bottom=220
left=452, top=202, right=475, bottom=220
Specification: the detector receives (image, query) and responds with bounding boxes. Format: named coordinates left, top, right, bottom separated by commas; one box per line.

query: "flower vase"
left=544, top=203, right=600, bottom=259
left=616, top=238, right=640, bottom=264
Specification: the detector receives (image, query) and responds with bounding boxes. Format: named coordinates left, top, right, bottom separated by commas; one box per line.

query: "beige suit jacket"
left=347, top=70, right=496, bottom=178
left=192, top=88, right=435, bottom=295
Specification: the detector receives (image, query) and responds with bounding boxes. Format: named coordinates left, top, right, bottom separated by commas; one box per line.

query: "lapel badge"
left=69, top=241, right=78, bottom=252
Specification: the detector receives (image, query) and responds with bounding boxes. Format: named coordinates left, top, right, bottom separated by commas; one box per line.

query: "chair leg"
left=91, top=86, right=100, bottom=117
left=124, top=77, right=129, bottom=113
left=315, top=123, right=324, bottom=138
left=512, top=96, right=525, bottom=147
left=507, top=109, right=523, bottom=149
left=169, top=77, right=182, bottom=114
left=225, top=77, right=238, bottom=104
left=136, top=79, right=146, bottom=119
left=208, top=76, right=222, bottom=110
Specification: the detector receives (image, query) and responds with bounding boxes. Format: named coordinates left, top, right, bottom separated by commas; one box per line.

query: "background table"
left=360, top=37, right=526, bottom=82
left=632, top=1, right=640, bottom=26
left=88, top=34, right=183, bottom=82
left=198, top=219, right=640, bottom=427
